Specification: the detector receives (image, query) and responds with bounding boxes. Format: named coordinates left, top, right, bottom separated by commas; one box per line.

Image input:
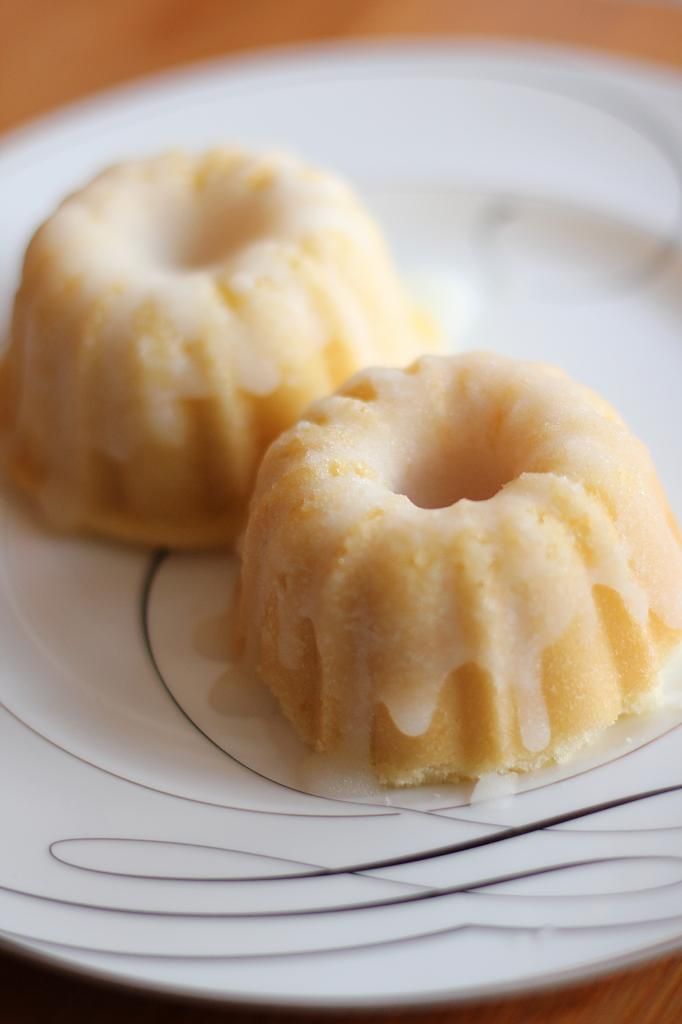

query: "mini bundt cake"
left=236, top=351, right=682, bottom=785
left=0, top=149, right=437, bottom=547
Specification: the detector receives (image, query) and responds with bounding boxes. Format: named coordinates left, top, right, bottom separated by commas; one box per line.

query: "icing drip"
left=193, top=611, right=233, bottom=662
left=1, top=148, right=437, bottom=545
left=238, top=352, right=682, bottom=778
left=470, top=771, right=519, bottom=804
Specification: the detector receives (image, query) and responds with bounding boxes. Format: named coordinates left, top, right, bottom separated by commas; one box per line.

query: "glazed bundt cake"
left=0, top=149, right=437, bottom=547
left=236, top=351, right=682, bottom=785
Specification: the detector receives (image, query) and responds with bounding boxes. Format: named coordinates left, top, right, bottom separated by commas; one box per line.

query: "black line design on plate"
left=338, top=785, right=682, bottom=876
left=453, top=819, right=682, bottom=835
left=504, top=72, right=682, bottom=247
left=551, top=826, right=682, bottom=835
left=47, top=836, right=430, bottom=890
left=47, top=783, right=682, bottom=888
left=2, top=854, right=681, bottom=919
left=0, top=552, right=396, bottom=822
left=470, top=193, right=680, bottom=301
left=4, top=913, right=682, bottom=964
left=49, top=837, right=327, bottom=883
left=141, top=549, right=417, bottom=818
left=35, top=784, right=682, bottom=887
left=0, top=698, right=396, bottom=821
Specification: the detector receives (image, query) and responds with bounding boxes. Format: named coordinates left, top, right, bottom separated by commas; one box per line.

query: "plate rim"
left=2, top=927, right=680, bottom=1012
left=1, top=35, right=681, bottom=159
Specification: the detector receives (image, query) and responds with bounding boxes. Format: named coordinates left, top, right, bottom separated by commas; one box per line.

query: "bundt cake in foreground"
left=0, top=148, right=437, bottom=547
left=236, top=351, right=682, bottom=785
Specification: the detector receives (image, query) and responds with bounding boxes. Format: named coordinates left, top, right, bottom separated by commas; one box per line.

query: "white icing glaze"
left=239, top=352, right=682, bottom=770
left=659, top=643, right=682, bottom=709
left=3, top=148, right=436, bottom=537
left=26, top=150, right=421, bottom=408
left=470, top=771, right=519, bottom=804
left=192, top=611, right=233, bottom=663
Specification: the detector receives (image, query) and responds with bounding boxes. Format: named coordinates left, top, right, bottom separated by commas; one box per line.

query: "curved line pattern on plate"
left=470, top=196, right=680, bottom=301
left=141, top=550, right=421, bottom=818
left=41, top=849, right=682, bottom=901
left=0, top=698, right=395, bottom=821
left=339, top=786, right=682, bottom=876
left=498, top=71, right=682, bottom=245
left=47, top=819, right=682, bottom=884
left=46, top=833, right=681, bottom=886
left=551, top=826, right=682, bottom=835
left=4, top=916, right=682, bottom=965
left=49, top=837, right=328, bottom=882
left=3, top=853, right=682, bottom=919
left=0, top=553, right=395, bottom=824
left=7, top=790, right=682, bottom=924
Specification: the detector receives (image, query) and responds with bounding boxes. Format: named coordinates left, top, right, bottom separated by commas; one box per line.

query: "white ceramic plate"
left=1, top=42, right=682, bottom=1011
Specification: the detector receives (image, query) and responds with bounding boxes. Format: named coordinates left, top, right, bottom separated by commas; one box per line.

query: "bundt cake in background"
left=236, top=351, right=682, bottom=785
left=0, top=148, right=438, bottom=547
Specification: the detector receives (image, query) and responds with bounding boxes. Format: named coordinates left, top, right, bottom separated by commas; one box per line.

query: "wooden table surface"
left=1, top=1, right=681, bottom=1021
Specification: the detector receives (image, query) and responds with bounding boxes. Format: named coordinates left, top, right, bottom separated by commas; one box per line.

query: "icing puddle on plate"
left=145, top=550, right=682, bottom=812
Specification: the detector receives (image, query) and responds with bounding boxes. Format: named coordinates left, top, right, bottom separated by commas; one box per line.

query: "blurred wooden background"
left=2, top=0, right=682, bottom=134
left=0, top=1, right=681, bottom=1022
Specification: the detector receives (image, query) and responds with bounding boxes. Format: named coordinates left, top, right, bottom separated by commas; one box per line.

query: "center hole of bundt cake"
left=400, top=440, right=514, bottom=509
left=173, top=194, right=273, bottom=269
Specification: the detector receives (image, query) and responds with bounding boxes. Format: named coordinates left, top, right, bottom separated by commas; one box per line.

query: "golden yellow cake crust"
left=0, top=149, right=438, bottom=547
left=236, top=352, right=682, bottom=785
